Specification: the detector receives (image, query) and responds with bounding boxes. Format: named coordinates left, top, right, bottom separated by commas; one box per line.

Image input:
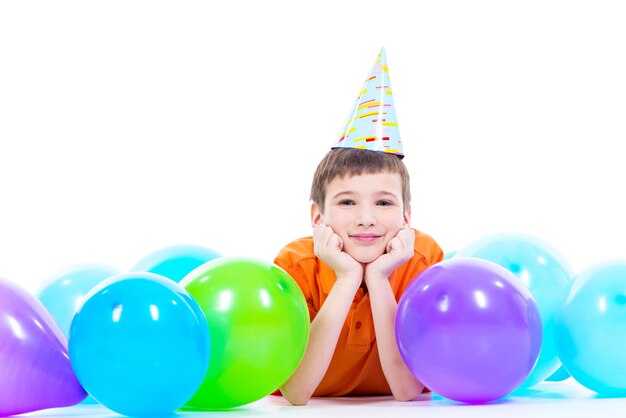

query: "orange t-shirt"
left=274, top=228, right=443, bottom=397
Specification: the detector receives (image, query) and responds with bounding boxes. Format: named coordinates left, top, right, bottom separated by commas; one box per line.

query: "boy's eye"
left=338, top=199, right=356, bottom=206
left=377, top=200, right=394, bottom=206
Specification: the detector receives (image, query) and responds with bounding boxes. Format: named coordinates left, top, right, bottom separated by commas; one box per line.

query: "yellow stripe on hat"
left=382, top=122, right=398, bottom=127
left=338, top=125, right=357, bottom=140
left=357, top=111, right=379, bottom=119
left=382, top=65, right=388, bottom=71
left=386, top=90, right=393, bottom=95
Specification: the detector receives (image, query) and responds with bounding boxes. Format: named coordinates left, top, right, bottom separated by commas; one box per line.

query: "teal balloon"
left=546, top=365, right=570, bottom=382
left=37, top=263, right=121, bottom=405
left=455, top=232, right=572, bottom=388
left=37, top=263, right=122, bottom=338
left=443, top=250, right=457, bottom=260
left=131, top=244, right=221, bottom=282
left=69, top=273, right=210, bottom=417
left=555, top=260, right=626, bottom=395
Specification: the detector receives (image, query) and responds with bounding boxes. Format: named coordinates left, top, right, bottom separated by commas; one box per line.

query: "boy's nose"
left=355, top=208, right=376, bottom=226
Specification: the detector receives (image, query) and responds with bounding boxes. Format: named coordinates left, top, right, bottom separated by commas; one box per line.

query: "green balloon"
left=180, top=257, right=309, bottom=409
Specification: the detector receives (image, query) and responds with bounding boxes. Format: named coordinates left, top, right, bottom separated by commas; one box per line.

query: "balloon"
left=396, top=258, right=542, bottom=404
left=443, top=250, right=457, bottom=260
left=37, top=263, right=121, bottom=406
left=180, top=257, right=309, bottom=409
left=69, top=273, right=210, bottom=417
left=0, top=277, right=87, bottom=416
left=546, top=365, right=570, bottom=382
left=37, top=263, right=122, bottom=337
left=455, top=232, right=572, bottom=387
left=131, top=244, right=221, bottom=282
left=555, top=260, right=626, bottom=395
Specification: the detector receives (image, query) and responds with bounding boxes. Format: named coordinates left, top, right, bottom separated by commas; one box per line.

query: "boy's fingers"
left=336, top=235, right=344, bottom=251
left=388, top=228, right=414, bottom=259
left=329, top=233, right=342, bottom=251
left=387, top=236, right=401, bottom=253
left=398, top=227, right=414, bottom=248
left=318, top=228, right=332, bottom=249
left=316, top=224, right=340, bottom=254
left=395, top=231, right=408, bottom=248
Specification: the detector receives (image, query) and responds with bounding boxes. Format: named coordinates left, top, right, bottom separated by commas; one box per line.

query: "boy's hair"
left=310, top=148, right=411, bottom=213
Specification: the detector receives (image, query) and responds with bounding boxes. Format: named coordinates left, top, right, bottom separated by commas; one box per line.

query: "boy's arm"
left=364, top=227, right=425, bottom=401
left=280, top=276, right=361, bottom=405
left=280, top=224, right=363, bottom=405
left=365, top=278, right=425, bottom=401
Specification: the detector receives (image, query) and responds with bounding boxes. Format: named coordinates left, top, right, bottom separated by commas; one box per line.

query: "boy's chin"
left=348, top=249, right=384, bottom=264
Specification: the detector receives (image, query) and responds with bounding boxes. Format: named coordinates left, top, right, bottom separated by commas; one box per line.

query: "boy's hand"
left=313, top=223, right=363, bottom=282
left=365, top=226, right=415, bottom=281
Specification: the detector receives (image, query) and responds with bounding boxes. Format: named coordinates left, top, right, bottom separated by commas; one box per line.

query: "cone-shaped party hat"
left=332, top=48, right=403, bottom=157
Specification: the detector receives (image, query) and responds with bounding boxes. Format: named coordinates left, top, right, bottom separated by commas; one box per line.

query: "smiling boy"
left=274, top=49, right=443, bottom=405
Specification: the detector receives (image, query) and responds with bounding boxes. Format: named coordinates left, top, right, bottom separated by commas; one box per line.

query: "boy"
left=274, top=49, right=443, bottom=405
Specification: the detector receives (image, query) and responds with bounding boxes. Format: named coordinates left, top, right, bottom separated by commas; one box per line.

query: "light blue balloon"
left=443, top=250, right=457, bottom=260
left=455, top=232, right=572, bottom=388
left=555, top=260, right=626, bottom=395
left=37, top=263, right=122, bottom=337
left=131, top=244, right=221, bottom=282
left=69, top=272, right=211, bottom=417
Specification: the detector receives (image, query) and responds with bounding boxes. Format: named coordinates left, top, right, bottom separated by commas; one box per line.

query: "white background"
left=1, top=0, right=625, bottom=293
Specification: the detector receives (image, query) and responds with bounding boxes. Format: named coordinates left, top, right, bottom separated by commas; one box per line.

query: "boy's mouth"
left=349, top=234, right=382, bottom=244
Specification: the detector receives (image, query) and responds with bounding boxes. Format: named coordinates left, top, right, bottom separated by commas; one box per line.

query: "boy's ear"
left=403, top=203, right=412, bottom=226
left=311, top=202, right=323, bottom=227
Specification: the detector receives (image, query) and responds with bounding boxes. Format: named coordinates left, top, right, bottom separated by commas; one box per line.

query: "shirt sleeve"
left=430, top=241, right=444, bottom=265
left=396, top=231, right=445, bottom=296
left=274, top=256, right=319, bottom=321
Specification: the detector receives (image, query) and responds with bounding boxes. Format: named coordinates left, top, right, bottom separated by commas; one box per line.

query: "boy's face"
left=311, top=171, right=410, bottom=264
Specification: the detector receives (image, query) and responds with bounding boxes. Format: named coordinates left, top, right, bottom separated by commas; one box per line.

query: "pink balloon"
left=396, top=258, right=542, bottom=404
left=0, top=277, right=87, bottom=416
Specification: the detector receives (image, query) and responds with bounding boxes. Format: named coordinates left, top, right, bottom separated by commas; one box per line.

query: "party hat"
left=333, top=48, right=403, bottom=157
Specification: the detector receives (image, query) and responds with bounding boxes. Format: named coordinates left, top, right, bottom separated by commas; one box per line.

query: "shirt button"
left=355, top=321, right=362, bottom=329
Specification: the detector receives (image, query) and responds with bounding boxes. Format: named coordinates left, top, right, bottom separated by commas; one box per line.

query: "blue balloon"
left=555, top=260, right=626, bottom=395
left=545, top=365, right=570, bottom=382
left=131, top=244, right=221, bottom=282
left=37, top=263, right=122, bottom=405
left=69, top=273, right=210, bottom=417
left=37, top=263, right=122, bottom=338
left=455, top=232, right=572, bottom=388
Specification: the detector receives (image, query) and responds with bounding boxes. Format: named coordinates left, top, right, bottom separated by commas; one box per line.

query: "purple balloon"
left=0, top=278, right=87, bottom=416
left=396, top=258, right=542, bottom=404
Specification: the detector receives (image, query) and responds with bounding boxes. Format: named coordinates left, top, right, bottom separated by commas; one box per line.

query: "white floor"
left=24, top=379, right=625, bottom=418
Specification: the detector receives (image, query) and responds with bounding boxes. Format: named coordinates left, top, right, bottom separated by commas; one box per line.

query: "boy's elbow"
left=393, top=392, right=419, bottom=402
left=279, top=386, right=312, bottom=406
left=287, top=396, right=310, bottom=406
left=392, top=384, right=424, bottom=402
